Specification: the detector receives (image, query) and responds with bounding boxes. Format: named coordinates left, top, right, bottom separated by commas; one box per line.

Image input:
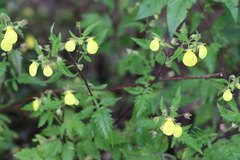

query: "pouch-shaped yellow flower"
left=223, top=89, right=233, bottom=101
left=0, top=39, right=12, bottom=51
left=43, top=65, right=53, bottom=77
left=33, top=99, right=40, bottom=111
left=87, top=38, right=98, bottom=54
left=65, top=40, right=76, bottom=52
left=198, top=45, right=207, bottom=59
left=4, top=28, right=18, bottom=44
left=162, top=119, right=175, bottom=136
left=64, top=91, right=77, bottom=105
left=29, top=61, right=39, bottom=77
left=182, top=50, right=197, bottom=67
left=173, top=124, right=183, bottom=138
left=150, top=38, right=159, bottom=51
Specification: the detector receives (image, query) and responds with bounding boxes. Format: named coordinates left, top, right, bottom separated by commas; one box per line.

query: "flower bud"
left=87, top=38, right=98, bottom=54
left=33, top=98, right=40, bottom=111
left=223, top=89, right=233, bottom=101
left=182, top=50, right=197, bottom=67
left=150, top=38, right=159, bottom=51
left=65, top=40, right=76, bottom=52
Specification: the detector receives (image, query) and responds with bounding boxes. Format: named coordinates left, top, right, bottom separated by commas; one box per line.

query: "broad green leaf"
left=41, top=125, right=61, bottom=137
left=215, top=0, right=239, bottom=22
left=21, top=102, right=34, bottom=111
left=217, top=103, right=240, bottom=123
left=99, top=97, right=121, bottom=107
left=61, top=141, right=75, bottom=160
left=167, top=0, right=197, bottom=38
left=94, top=29, right=108, bottom=46
left=131, top=37, right=150, bottom=50
left=10, top=50, right=22, bottom=75
left=43, top=70, right=62, bottom=83
left=0, top=62, right=9, bottom=78
left=92, top=107, right=113, bottom=143
left=13, top=148, right=42, bottom=160
left=135, top=0, right=168, bottom=20
left=83, top=140, right=101, bottom=160
left=133, top=95, right=150, bottom=119
left=76, top=142, right=85, bottom=160
left=39, top=139, right=62, bottom=158
left=227, top=98, right=239, bottom=113
left=82, top=21, right=100, bottom=37
left=42, top=100, right=63, bottom=110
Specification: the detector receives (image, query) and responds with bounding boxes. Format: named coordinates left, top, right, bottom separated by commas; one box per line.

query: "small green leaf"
left=131, top=37, right=150, bottom=50
left=82, top=21, right=100, bottom=37
left=94, top=29, right=108, bottom=46
left=38, top=111, right=54, bottom=128
left=13, top=148, right=42, bottom=160
left=69, top=30, right=77, bottom=38
left=83, top=54, right=92, bottom=62
left=169, top=47, right=184, bottom=61
left=43, top=70, right=62, bottom=83
left=75, top=105, right=96, bottom=120
left=170, top=87, right=181, bottom=117
left=159, top=96, right=166, bottom=112
left=10, top=50, right=22, bottom=75
left=51, top=33, right=62, bottom=55
left=72, top=120, right=88, bottom=137
left=133, top=95, right=150, bottom=118
left=124, top=86, right=144, bottom=95
left=35, top=40, right=44, bottom=55
left=58, top=62, right=78, bottom=77
left=83, top=140, right=101, bottom=160
left=0, top=62, right=9, bottom=78
left=76, top=142, right=85, bottom=160
left=61, top=141, right=75, bottom=160
left=99, top=97, right=121, bottom=107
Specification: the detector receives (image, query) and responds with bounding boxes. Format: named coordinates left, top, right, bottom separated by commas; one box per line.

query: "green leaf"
left=83, top=54, right=92, bottom=62
left=131, top=37, right=150, bottom=50
left=159, top=96, right=166, bottom=112
left=83, top=140, right=101, bottom=160
left=17, top=73, right=46, bottom=86
left=35, top=40, right=44, bottom=55
left=43, top=70, right=62, bottom=83
left=39, top=139, right=62, bottom=158
left=135, top=0, right=168, bottom=20
left=75, top=105, right=96, bottom=120
left=204, top=43, right=221, bottom=73
left=13, top=148, right=42, bottom=160
left=10, top=50, right=22, bottom=75
left=169, top=47, right=184, bottom=61
left=21, top=102, right=33, bottom=111
left=61, top=141, right=75, bottom=160
left=174, top=31, right=188, bottom=42
left=42, top=100, right=63, bottom=110
left=217, top=103, right=240, bottom=123
left=227, top=99, right=239, bottom=113
left=82, top=21, right=100, bottom=37
left=69, top=30, right=77, bottom=38
left=41, top=125, right=61, bottom=137
left=72, top=120, right=88, bottom=137
left=58, top=62, right=78, bottom=77
left=133, top=95, right=150, bottom=119
left=60, top=121, right=73, bottom=139
left=51, top=33, right=62, bottom=55
left=167, top=0, right=197, bottom=38
left=221, top=0, right=239, bottom=22
left=92, top=107, right=113, bottom=143
left=0, top=62, right=9, bottom=78
left=124, top=86, right=144, bottom=95
left=38, top=111, right=54, bottom=128
left=94, top=29, right=108, bottom=46
left=170, top=87, right=181, bottom=117
left=99, top=97, right=121, bottom=107
left=76, top=142, right=85, bottom=160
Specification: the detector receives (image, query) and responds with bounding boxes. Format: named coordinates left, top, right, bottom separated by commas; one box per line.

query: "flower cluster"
left=65, top=37, right=98, bottom=54
left=161, top=118, right=183, bottom=138
left=183, top=45, right=208, bottom=67
left=29, top=61, right=53, bottom=77
left=0, top=28, right=18, bottom=52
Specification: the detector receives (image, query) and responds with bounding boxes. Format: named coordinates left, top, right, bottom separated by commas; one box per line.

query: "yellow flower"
left=4, top=28, right=18, bottom=44
left=29, top=61, right=39, bottom=77
left=223, top=89, right=233, bottom=101
left=65, top=40, right=76, bottom=52
left=162, top=119, right=175, bottom=136
left=182, top=50, right=197, bottom=67
left=0, top=39, right=12, bottom=51
left=64, top=91, right=77, bottom=105
left=43, top=65, right=53, bottom=77
left=173, top=124, right=183, bottom=138
left=198, top=45, right=207, bottom=59
left=150, top=38, right=159, bottom=51
left=87, top=38, right=98, bottom=54
left=33, top=99, right=40, bottom=111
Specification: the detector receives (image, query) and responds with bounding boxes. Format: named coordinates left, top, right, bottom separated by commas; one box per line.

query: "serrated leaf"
left=61, top=141, right=75, bottom=160
left=131, top=37, right=150, bottom=50
left=83, top=54, right=92, bottom=62
left=10, top=50, right=22, bottom=75
left=43, top=70, right=62, bottom=83
left=92, top=107, right=113, bottom=142
left=60, top=121, right=73, bottom=139
left=75, top=105, right=95, bottom=120
left=38, top=111, right=54, bottom=128
left=83, top=140, right=101, bottom=160
left=94, top=29, right=108, bottom=46
left=17, top=73, right=46, bottom=86
left=217, top=103, right=240, bottom=123
left=0, top=62, right=9, bottom=78
left=99, top=97, right=121, bottom=107
left=35, top=40, right=44, bottom=55
left=159, top=96, right=166, bottom=112
left=90, top=84, right=108, bottom=90
left=124, top=86, right=144, bottom=95
left=41, top=125, right=61, bottom=137
left=174, top=32, right=188, bottom=42
left=51, top=33, right=62, bottom=55
left=167, top=0, right=196, bottom=38
left=13, top=148, right=42, bottom=160
left=42, top=100, right=63, bottom=110
left=58, top=62, right=78, bottom=77
left=204, top=43, right=221, bottom=73
left=133, top=95, right=150, bottom=119
left=135, top=0, right=168, bottom=20
left=82, top=21, right=100, bottom=37
left=169, top=47, right=184, bottom=61
left=76, top=142, right=85, bottom=160
left=170, top=87, right=181, bottom=117
left=72, top=120, right=88, bottom=137
left=227, top=99, right=239, bottom=113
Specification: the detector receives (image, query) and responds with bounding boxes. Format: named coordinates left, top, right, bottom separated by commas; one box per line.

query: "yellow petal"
left=1, top=39, right=12, bottom=51
left=87, top=38, right=98, bottom=54
left=183, top=50, right=197, bottom=67
left=223, top=89, right=233, bottom=101
left=4, top=28, right=18, bottom=44
left=65, top=40, right=76, bottom=52
left=150, top=38, right=159, bottom=51
left=43, top=65, right=53, bottom=77
left=33, top=99, right=40, bottom=111
left=29, top=61, right=39, bottom=77
left=198, top=46, right=207, bottom=59
left=162, top=119, right=175, bottom=136
left=64, top=91, right=77, bottom=105
left=173, top=124, right=183, bottom=138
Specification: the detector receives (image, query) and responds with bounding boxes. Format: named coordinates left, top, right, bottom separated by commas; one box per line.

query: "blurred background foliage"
left=0, top=0, right=239, bottom=159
